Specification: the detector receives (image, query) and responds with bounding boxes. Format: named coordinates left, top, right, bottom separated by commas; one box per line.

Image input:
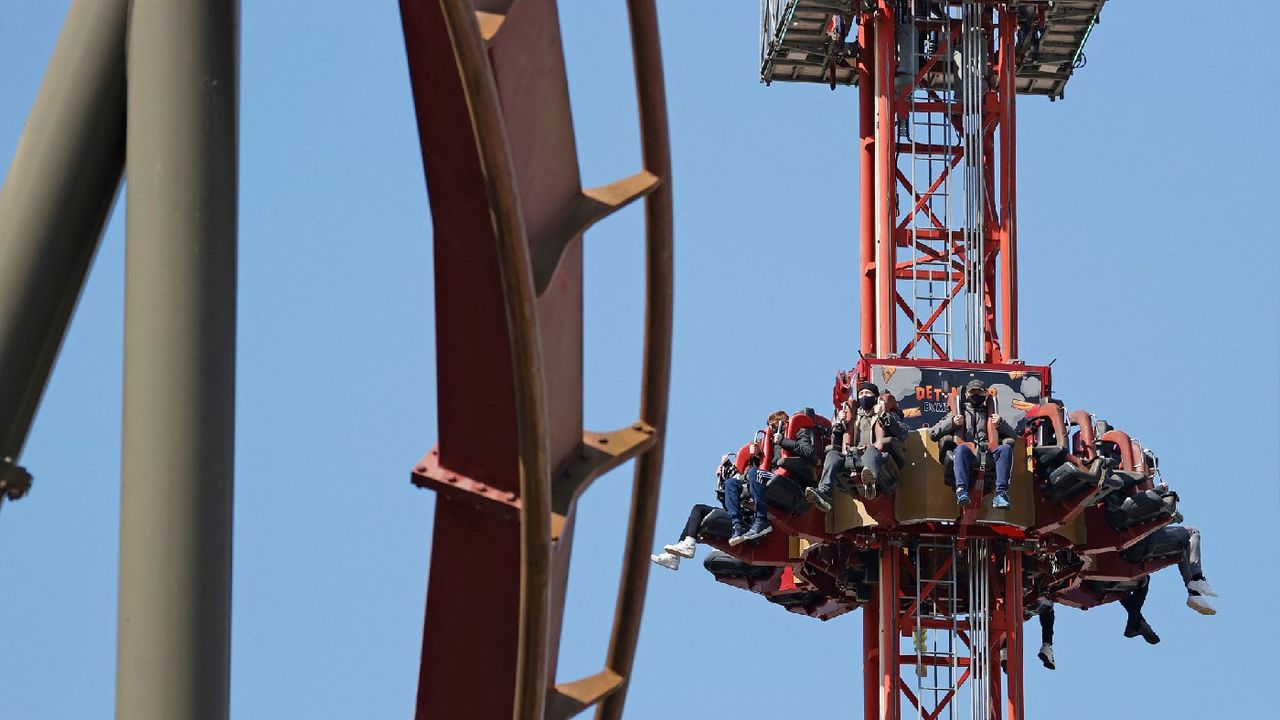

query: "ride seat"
left=773, top=411, right=829, bottom=486
left=703, top=549, right=777, bottom=582
left=1043, top=457, right=1115, bottom=503
left=1104, top=487, right=1178, bottom=530
left=1094, top=429, right=1177, bottom=529
left=697, top=508, right=734, bottom=540
left=762, top=470, right=811, bottom=516
left=1120, top=526, right=1191, bottom=564
left=1026, top=402, right=1070, bottom=469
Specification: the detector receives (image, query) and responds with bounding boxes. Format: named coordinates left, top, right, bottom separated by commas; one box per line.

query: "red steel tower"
left=761, top=2, right=1109, bottom=718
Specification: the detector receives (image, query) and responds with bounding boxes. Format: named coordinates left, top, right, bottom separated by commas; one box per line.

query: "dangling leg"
left=1120, top=577, right=1160, bottom=644
left=953, top=445, right=975, bottom=507
left=991, top=443, right=1013, bottom=509
left=742, top=466, right=773, bottom=542
left=725, top=475, right=748, bottom=546
left=806, top=449, right=844, bottom=512
left=1180, top=526, right=1218, bottom=614
left=1037, top=604, right=1056, bottom=669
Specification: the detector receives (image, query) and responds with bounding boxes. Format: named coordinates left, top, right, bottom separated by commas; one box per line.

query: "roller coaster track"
left=399, top=1, right=672, bottom=718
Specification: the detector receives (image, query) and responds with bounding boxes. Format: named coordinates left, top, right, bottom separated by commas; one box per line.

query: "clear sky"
left=1, top=1, right=1276, bottom=718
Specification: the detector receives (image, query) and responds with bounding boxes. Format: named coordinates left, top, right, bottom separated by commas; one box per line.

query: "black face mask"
left=967, top=394, right=986, bottom=407
left=859, top=395, right=877, bottom=410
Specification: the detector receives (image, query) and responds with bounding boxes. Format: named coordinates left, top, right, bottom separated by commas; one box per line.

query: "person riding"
left=1119, top=525, right=1219, bottom=617
left=722, top=410, right=813, bottom=547
left=770, top=408, right=820, bottom=488
left=1167, top=525, right=1219, bottom=615
left=1001, top=597, right=1056, bottom=672
left=1084, top=529, right=1219, bottom=645
left=929, top=378, right=1017, bottom=509
left=806, top=381, right=907, bottom=511
left=651, top=452, right=746, bottom=571
left=727, top=425, right=773, bottom=546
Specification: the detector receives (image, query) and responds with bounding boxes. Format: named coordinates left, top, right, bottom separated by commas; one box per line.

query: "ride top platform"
left=761, top=0, right=1106, bottom=99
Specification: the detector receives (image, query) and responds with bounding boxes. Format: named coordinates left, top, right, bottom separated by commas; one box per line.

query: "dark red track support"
left=400, top=1, right=672, bottom=718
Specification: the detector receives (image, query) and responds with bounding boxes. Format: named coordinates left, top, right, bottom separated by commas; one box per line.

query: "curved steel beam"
left=597, top=1, right=673, bottom=718
left=435, top=2, right=553, bottom=718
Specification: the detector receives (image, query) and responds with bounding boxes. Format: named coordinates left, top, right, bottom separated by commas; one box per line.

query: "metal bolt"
left=505, top=491, right=517, bottom=501
left=476, top=482, right=487, bottom=492
left=414, top=464, right=428, bottom=474
left=444, top=474, right=457, bottom=483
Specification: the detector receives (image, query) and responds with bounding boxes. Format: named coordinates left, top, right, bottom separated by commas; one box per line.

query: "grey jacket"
left=929, top=405, right=1016, bottom=448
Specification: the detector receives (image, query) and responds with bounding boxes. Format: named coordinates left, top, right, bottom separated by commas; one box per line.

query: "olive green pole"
left=0, top=0, right=128, bottom=505
left=116, top=2, right=239, bottom=719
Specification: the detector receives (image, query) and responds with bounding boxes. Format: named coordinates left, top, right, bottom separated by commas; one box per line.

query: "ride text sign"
left=865, top=362, right=1048, bottom=433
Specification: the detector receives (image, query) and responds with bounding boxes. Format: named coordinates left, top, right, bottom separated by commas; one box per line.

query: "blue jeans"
left=724, top=466, right=768, bottom=524
left=953, top=443, right=1012, bottom=493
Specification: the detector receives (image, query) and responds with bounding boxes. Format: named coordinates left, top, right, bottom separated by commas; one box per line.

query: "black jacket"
left=778, top=427, right=818, bottom=463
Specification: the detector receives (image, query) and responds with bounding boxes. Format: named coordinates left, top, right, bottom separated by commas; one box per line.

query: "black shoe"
left=742, top=519, right=773, bottom=542
left=728, top=522, right=747, bottom=547
left=805, top=486, right=833, bottom=512
left=1124, top=618, right=1160, bottom=645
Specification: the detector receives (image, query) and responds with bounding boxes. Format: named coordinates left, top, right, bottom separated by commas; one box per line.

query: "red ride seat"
left=759, top=411, right=833, bottom=516
left=1097, top=430, right=1178, bottom=530
left=732, top=437, right=812, bottom=517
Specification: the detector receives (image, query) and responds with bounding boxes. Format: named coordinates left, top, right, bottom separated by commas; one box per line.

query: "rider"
left=929, top=379, right=1016, bottom=509
left=771, top=408, right=820, bottom=488
left=806, top=381, right=907, bottom=511
left=726, top=408, right=822, bottom=545
left=717, top=411, right=792, bottom=547
left=1170, top=525, right=1219, bottom=614
left=651, top=453, right=745, bottom=571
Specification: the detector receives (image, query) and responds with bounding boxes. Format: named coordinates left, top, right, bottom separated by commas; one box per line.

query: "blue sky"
left=1, top=1, right=1276, bottom=718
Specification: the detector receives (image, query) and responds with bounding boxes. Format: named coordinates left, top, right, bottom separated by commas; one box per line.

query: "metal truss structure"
left=857, top=4, right=1032, bottom=717
left=858, top=0, right=1020, bottom=363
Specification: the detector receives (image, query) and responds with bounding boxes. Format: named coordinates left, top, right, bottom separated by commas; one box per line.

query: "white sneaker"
left=650, top=552, right=680, bottom=571
left=1187, top=578, right=1218, bottom=597
left=1187, top=594, right=1217, bottom=616
left=1038, top=643, right=1055, bottom=670
left=664, top=536, right=697, bottom=559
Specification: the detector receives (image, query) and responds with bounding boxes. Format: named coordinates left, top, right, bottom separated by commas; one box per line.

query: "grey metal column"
left=0, top=0, right=128, bottom=505
left=117, top=2, right=239, bottom=719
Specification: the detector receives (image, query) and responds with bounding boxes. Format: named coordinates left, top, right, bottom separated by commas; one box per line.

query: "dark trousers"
left=953, top=443, right=1013, bottom=493
left=1038, top=605, right=1055, bottom=645
left=725, top=466, right=768, bottom=525
left=680, top=504, right=717, bottom=540
left=817, top=446, right=893, bottom=494
left=1119, top=575, right=1151, bottom=622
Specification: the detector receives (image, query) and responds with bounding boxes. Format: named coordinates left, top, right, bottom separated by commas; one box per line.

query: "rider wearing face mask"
left=929, top=378, right=1017, bottom=509
left=807, top=381, right=907, bottom=511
